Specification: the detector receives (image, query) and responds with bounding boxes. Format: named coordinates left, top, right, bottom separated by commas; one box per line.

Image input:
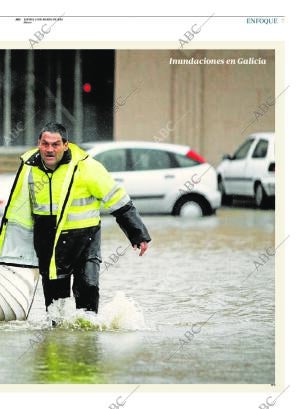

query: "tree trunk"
left=56, top=59, right=62, bottom=123
left=3, top=50, right=11, bottom=146
left=24, top=50, right=35, bottom=146
left=73, top=50, right=83, bottom=143
left=45, top=52, right=52, bottom=120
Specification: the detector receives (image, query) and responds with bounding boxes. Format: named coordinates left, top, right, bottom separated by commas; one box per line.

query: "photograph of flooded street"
left=0, top=48, right=278, bottom=385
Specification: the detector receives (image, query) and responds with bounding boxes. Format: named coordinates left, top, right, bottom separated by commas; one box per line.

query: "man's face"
left=38, top=132, right=68, bottom=170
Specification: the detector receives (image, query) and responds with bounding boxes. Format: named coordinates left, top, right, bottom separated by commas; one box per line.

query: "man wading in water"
left=0, top=122, right=151, bottom=319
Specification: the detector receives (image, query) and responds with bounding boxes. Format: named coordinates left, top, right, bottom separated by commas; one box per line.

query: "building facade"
left=114, top=49, right=275, bottom=166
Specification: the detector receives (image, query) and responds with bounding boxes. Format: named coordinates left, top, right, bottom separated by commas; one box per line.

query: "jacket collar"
left=24, top=148, right=72, bottom=172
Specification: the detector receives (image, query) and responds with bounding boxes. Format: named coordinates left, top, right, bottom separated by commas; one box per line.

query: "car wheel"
left=255, top=183, right=268, bottom=209
left=218, top=177, right=233, bottom=206
left=172, top=195, right=212, bottom=217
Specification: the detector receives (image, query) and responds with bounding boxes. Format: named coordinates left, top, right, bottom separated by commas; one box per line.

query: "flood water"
left=0, top=207, right=275, bottom=385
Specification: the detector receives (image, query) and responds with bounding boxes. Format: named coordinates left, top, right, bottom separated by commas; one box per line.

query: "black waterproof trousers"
left=33, top=200, right=151, bottom=313
left=33, top=215, right=101, bottom=313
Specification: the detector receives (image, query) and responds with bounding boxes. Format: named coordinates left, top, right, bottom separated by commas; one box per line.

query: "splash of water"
left=47, top=291, right=148, bottom=331
left=100, top=291, right=147, bottom=331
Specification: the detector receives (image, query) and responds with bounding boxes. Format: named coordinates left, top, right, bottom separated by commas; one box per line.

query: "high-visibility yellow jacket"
left=0, top=143, right=134, bottom=279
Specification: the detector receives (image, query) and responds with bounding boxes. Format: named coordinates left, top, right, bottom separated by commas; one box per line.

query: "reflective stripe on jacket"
left=0, top=143, right=130, bottom=279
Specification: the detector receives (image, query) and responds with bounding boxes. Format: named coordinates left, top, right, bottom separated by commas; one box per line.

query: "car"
left=80, top=141, right=221, bottom=217
left=0, top=173, right=15, bottom=218
left=217, top=132, right=275, bottom=208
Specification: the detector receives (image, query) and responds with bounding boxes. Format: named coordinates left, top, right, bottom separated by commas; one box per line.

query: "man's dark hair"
left=39, top=122, right=68, bottom=142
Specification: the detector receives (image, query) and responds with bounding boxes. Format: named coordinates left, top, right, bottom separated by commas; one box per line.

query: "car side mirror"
left=222, top=154, right=232, bottom=160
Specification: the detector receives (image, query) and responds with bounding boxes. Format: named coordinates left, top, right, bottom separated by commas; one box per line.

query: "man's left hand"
left=133, top=241, right=148, bottom=256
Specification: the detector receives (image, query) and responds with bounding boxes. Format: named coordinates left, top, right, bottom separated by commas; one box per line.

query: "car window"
left=252, top=139, right=268, bottom=158
left=233, top=138, right=254, bottom=160
left=172, top=153, right=199, bottom=167
left=93, top=149, right=127, bottom=172
left=130, top=148, right=172, bottom=171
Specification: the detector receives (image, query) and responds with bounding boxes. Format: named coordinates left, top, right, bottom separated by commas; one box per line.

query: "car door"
left=122, top=147, right=179, bottom=213
left=223, top=138, right=255, bottom=195
left=244, top=138, right=269, bottom=196
left=91, top=147, right=129, bottom=206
